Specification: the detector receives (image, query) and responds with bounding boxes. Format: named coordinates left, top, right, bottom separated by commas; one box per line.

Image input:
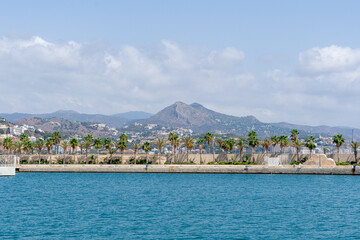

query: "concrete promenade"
left=18, top=164, right=360, bottom=175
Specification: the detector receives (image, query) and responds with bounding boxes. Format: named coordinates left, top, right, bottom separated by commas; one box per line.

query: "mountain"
left=140, top=101, right=291, bottom=136
left=15, top=117, right=118, bottom=138
left=1, top=110, right=129, bottom=128
left=112, top=111, right=152, bottom=120
left=272, top=122, right=360, bottom=140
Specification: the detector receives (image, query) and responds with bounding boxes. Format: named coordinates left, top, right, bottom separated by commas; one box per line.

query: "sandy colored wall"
left=3, top=153, right=358, bottom=164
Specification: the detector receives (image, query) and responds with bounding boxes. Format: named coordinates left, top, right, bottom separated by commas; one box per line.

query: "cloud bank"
left=0, top=36, right=359, bottom=128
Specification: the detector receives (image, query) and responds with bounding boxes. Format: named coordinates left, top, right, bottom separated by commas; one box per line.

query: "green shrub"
left=290, top=161, right=300, bottom=165
left=20, top=159, right=28, bottom=164
left=336, top=162, right=350, bottom=165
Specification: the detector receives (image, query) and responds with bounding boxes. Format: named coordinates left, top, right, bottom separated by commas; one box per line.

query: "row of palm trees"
left=1, top=129, right=359, bottom=164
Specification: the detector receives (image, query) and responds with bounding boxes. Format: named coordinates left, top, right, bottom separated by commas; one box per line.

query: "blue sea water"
left=1, top=173, right=360, bottom=239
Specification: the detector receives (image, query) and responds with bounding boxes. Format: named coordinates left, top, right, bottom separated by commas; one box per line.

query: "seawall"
left=18, top=164, right=360, bottom=175
left=9, top=153, right=358, bottom=165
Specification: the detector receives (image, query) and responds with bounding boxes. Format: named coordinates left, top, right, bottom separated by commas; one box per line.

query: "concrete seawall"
left=18, top=164, right=360, bottom=175
left=9, top=153, right=358, bottom=165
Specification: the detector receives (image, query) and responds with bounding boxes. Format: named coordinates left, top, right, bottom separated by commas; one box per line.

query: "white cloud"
left=0, top=36, right=248, bottom=116
left=298, top=45, right=360, bottom=74
left=0, top=37, right=359, bottom=128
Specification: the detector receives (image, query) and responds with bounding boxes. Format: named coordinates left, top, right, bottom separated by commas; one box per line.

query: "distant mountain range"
left=15, top=117, right=117, bottom=138
left=0, top=110, right=153, bottom=128
left=1, top=102, right=359, bottom=139
left=112, top=111, right=153, bottom=120
left=139, top=101, right=360, bottom=139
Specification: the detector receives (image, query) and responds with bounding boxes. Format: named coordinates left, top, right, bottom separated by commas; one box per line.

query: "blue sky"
left=0, top=0, right=360, bottom=128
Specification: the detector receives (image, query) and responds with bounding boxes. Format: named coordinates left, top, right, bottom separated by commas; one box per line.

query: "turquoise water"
left=1, top=173, right=360, bottom=239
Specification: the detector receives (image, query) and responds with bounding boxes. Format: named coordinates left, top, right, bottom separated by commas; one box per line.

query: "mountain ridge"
left=1, top=101, right=360, bottom=139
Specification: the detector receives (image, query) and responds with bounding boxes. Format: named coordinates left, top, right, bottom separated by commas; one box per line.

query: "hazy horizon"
left=1, top=1, right=360, bottom=128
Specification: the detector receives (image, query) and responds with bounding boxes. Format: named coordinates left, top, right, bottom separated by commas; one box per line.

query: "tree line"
left=1, top=129, right=359, bottom=164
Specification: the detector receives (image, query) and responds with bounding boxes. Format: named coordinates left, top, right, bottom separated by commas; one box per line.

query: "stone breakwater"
left=18, top=165, right=360, bottom=175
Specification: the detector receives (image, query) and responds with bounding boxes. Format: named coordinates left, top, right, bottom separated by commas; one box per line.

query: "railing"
left=0, top=156, right=16, bottom=167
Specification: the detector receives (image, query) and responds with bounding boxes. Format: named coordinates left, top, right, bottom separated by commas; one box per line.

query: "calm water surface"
left=1, top=173, right=360, bottom=239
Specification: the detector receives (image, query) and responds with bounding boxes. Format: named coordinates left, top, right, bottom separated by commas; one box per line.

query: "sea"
left=1, top=173, right=360, bottom=239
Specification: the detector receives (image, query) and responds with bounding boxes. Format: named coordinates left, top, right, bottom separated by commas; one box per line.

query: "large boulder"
left=303, top=154, right=336, bottom=166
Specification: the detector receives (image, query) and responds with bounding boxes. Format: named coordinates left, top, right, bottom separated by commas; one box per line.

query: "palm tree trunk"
left=97, top=149, right=99, bottom=164
left=252, top=146, right=255, bottom=163
left=297, top=149, right=300, bottom=163
left=134, top=152, right=136, bottom=164
left=212, top=141, right=215, bottom=162
left=200, top=150, right=202, bottom=164
left=355, top=150, right=358, bottom=164
left=39, top=152, right=41, bottom=164
left=146, top=152, right=148, bottom=164
left=187, top=148, right=189, bottom=163
left=338, top=148, right=340, bottom=163
left=172, top=144, right=175, bottom=164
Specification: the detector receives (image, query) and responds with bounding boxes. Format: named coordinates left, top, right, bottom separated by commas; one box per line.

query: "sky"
left=0, top=0, right=360, bottom=128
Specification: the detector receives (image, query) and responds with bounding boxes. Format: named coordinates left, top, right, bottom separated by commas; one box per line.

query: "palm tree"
left=104, top=138, right=112, bottom=153
left=175, top=138, right=181, bottom=157
left=84, top=134, right=94, bottom=163
left=85, top=133, right=94, bottom=143
left=23, top=140, right=34, bottom=156
left=142, top=142, right=151, bottom=164
left=333, top=134, right=345, bottom=162
left=323, top=147, right=328, bottom=154
left=290, top=129, right=300, bottom=154
left=349, top=141, right=359, bottom=164
left=278, top=135, right=289, bottom=154
left=84, top=140, right=92, bottom=164
left=305, top=136, right=316, bottom=158
left=133, top=142, right=140, bottom=164
left=168, top=132, right=178, bottom=163
left=237, top=137, right=247, bottom=162
left=52, top=132, right=61, bottom=154
left=34, top=138, right=44, bottom=164
left=292, top=140, right=304, bottom=162
left=153, top=138, right=166, bottom=164
left=248, top=131, right=259, bottom=163
left=290, top=129, right=300, bottom=142
left=223, top=138, right=235, bottom=161
left=108, top=146, right=116, bottom=164
left=204, top=132, right=214, bottom=161
left=70, top=137, right=79, bottom=163
left=79, top=141, right=85, bottom=155
left=3, top=137, right=12, bottom=154
left=61, top=141, right=68, bottom=164
left=20, top=133, right=29, bottom=142
left=84, top=133, right=94, bottom=164
left=197, top=139, right=204, bottom=164
left=46, top=138, right=53, bottom=164
left=182, top=136, right=195, bottom=163
left=261, top=138, right=272, bottom=154
left=14, top=141, right=22, bottom=160
left=270, top=135, right=279, bottom=154
left=93, top=138, right=103, bottom=164
left=117, top=138, right=128, bottom=164
left=216, top=138, right=223, bottom=156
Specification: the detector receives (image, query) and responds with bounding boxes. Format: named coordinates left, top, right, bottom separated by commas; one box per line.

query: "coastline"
left=17, top=164, right=359, bottom=175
